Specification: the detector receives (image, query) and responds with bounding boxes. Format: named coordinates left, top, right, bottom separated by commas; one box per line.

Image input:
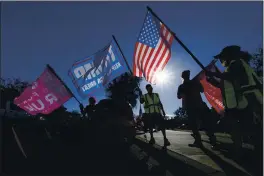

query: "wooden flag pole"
left=147, top=6, right=206, bottom=71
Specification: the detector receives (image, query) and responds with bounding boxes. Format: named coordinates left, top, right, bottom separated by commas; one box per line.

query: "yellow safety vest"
left=240, top=59, right=263, bottom=105
left=223, top=59, right=263, bottom=110
left=143, top=93, right=161, bottom=114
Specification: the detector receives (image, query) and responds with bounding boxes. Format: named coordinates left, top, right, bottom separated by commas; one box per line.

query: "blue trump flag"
left=68, top=40, right=128, bottom=99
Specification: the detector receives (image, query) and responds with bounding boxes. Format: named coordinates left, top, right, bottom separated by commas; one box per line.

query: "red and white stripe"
left=133, top=24, right=173, bottom=84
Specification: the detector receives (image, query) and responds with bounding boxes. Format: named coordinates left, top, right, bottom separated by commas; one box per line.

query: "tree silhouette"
left=105, top=72, right=142, bottom=108
left=71, top=110, right=80, bottom=115
left=241, top=48, right=263, bottom=77
left=250, top=48, right=263, bottom=77
left=44, top=106, right=69, bottom=126
left=174, top=107, right=188, bottom=119
left=0, top=78, right=31, bottom=109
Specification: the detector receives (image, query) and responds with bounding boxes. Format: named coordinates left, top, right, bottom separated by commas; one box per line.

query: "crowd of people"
left=4, top=45, right=261, bottom=175
left=80, top=45, right=262, bottom=174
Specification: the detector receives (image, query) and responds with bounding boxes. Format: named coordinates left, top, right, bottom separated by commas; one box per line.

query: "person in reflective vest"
left=206, top=45, right=263, bottom=158
left=139, top=84, right=170, bottom=147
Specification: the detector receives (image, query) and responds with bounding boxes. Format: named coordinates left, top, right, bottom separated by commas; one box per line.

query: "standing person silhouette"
left=85, top=97, right=97, bottom=121
left=177, top=70, right=216, bottom=148
left=139, top=84, right=170, bottom=148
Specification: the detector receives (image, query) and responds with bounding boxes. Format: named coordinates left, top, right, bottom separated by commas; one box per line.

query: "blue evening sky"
left=2, top=1, right=263, bottom=115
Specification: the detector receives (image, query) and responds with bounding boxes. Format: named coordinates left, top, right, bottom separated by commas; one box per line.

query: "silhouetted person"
left=206, top=45, right=263, bottom=160
left=139, top=84, right=170, bottom=148
left=79, top=103, right=85, bottom=118
left=85, top=97, right=97, bottom=121
left=177, top=70, right=216, bottom=148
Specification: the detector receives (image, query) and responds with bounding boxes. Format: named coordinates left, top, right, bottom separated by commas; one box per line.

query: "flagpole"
left=112, top=35, right=134, bottom=75
left=12, top=126, right=27, bottom=159
left=112, top=35, right=143, bottom=115
left=147, top=6, right=206, bottom=71
left=46, top=64, right=81, bottom=105
left=192, top=58, right=218, bottom=81
left=112, top=35, right=143, bottom=90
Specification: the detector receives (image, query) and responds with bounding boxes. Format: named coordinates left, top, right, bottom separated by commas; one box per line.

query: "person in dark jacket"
left=85, top=97, right=97, bottom=121
left=177, top=70, right=216, bottom=148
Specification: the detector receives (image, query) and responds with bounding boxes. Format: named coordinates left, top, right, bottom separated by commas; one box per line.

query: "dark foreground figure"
left=2, top=101, right=155, bottom=175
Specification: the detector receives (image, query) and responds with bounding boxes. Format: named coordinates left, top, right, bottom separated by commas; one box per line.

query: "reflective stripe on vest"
left=223, top=80, right=238, bottom=109
left=224, top=59, right=262, bottom=110
left=143, top=93, right=161, bottom=114
left=223, top=60, right=248, bottom=109
left=240, top=59, right=263, bottom=105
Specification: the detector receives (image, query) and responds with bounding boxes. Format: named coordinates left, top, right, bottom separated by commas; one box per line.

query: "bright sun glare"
left=154, top=69, right=174, bottom=86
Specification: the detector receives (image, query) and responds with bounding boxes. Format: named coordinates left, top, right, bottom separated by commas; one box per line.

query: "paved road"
left=3, top=122, right=261, bottom=176
left=3, top=124, right=202, bottom=176
left=136, top=130, right=260, bottom=176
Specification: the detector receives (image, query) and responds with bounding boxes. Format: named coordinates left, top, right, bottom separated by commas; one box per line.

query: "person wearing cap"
left=139, top=84, right=170, bottom=147
left=177, top=70, right=217, bottom=148
left=206, top=45, right=263, bottom=158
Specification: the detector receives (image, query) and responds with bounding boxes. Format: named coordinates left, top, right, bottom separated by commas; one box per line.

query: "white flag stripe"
left=141, top=46, right=152, bottom=76
left=142, top=24, right=166, bottom=80
left=150, top=49, right=170, bottom=83
left=133, top=13, right=173, bottom=82
left=149, top=43, right=169, bottom=83
left=144, top=39, right=162, bottom=81
left=148, top=27, right=171, bottom=82
left=153, top=33, right=173, bottom=77
left=147, top=43, right=166, bottom=82
left=163, top=27, right=167, bottom=36
left=146, top=25, right=169, bottom=82
left=139, top=45, right=147, bottom=72
left=135, top=43, right=142, bottom=76
left=166, top=32, right=172, bottom=43
left=145, top=45, right=164, bottom=81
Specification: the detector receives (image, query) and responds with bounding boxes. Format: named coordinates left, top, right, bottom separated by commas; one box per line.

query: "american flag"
left=133, top=11, right=174, bottom=84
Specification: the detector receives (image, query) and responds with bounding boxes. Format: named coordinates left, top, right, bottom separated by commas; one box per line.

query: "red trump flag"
left=193, top=62, right=225, bottom=114
left=14, top=65, right=73, bottom=115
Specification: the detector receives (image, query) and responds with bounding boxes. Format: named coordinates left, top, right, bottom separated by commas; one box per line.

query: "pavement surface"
left=3, top=121, right=261, bottom=176
left=3, top=123, right=210, bottom=176
left=136, top=130, right=260, bottom=176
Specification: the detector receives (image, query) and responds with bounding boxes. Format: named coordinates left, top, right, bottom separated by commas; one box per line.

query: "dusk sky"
left=2, top=1, right=263, bottom=115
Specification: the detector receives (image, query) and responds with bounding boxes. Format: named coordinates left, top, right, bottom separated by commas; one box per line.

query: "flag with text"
left=14, top=65, right=73, bottom=115
left=68, top=40, right=127, bottom=99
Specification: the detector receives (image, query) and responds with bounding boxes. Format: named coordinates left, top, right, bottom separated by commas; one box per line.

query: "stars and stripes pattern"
left=133, top=11, right=174, bottom=84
